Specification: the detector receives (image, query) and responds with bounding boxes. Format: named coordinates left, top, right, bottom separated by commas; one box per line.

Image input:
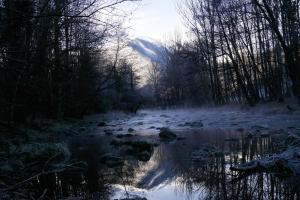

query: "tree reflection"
left=167, top=133, right=300, bottom=200
left=29, top=130, right=300, bottom=200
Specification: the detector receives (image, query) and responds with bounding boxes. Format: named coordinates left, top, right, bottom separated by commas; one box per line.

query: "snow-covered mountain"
left=129, top=38, right=166, bottom=64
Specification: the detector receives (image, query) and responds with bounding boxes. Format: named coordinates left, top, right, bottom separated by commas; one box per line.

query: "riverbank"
left=0, top=103, right=300, bottom=199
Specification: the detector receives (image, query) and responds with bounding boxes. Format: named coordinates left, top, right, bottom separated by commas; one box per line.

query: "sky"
left=123, top=0, right=186, bottom=42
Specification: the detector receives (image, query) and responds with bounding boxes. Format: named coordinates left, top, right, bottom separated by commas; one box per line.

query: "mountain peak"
left=129, top=38, right=166, bottom=64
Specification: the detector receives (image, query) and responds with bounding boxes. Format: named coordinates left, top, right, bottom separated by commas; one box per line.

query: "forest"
left=147, top=0, right=300, bottom=107
left=0, top=0, right=141, bottom=125
left=0, top=0, right=300, bottom=200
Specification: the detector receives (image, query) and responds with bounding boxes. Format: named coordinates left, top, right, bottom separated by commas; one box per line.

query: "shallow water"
left=35, top=128, right=300, bottom=200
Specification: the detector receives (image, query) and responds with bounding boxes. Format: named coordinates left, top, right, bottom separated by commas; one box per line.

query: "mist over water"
left=33, top=110, right=300, bottom=200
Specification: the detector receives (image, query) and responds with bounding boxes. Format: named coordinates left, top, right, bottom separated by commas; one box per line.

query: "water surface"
left=36, top=129, right=300, bottom=200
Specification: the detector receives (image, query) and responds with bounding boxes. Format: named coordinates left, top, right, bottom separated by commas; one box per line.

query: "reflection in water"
left=36, top=130, right=299, bottom=200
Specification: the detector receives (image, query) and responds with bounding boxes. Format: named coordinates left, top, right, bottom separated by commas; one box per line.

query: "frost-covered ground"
left=86, top=103, right=300, bottom=136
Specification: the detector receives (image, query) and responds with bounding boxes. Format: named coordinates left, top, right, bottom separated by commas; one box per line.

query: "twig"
left=37, top=189, right=47, bottom=200
left=42, top=153, right=60, bottom=172
left=3, top=162, right=85, bottom=192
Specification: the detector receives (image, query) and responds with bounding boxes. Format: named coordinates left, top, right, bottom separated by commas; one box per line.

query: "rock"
left=0, top=180, right=7, bottom=187
left=128, top=128, right=134, bottom=132
left=251, top=125, right=269, bottom=130
left=149, top=126, right=156, bottom=129
left=184, top=122, right=191, bottom=126
left=116, top=134, right=133, bottom=138
left=138, top=151, right=152, bottom=162
left=120, top=197, right=147, bottom=200
left=191, top=145, right=224, bottom=163
left=97, top=122, right=107, bottom=127
left=0, top=151, right=5, bottom=157
left=159, top=128, right=177, bottom=140
left=9, top=160, right=24, bottom=169
left=104, top=130, right=113, bottom=135
left=16, top=143, right=69, bottom=163
left=100, top=154, right=123, bottom=167
left=190, top=121, right=204, bottom=127
left=125, top=134, right=134, bottom=137
left=177, top=137, right=186, bottom=141
left=247, top=133, right=254, bottom=138
left=110, top=139, right=123, bottom=146
left=0, top=165, right=13, bottom=173
left=124, top=141, right=153, bottom=154
left=78, top=127, right=86, bottom=132
left=181, top=121, right=204, bottom=128
left=285, top=134, right=300, bottom=146
left=110, top=140, right=154, bottom=162
left=160, top=114, right=169, bottom=118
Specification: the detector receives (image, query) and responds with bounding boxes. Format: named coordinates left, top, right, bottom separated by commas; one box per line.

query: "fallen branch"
left=230, top=147, right=300, bottom=182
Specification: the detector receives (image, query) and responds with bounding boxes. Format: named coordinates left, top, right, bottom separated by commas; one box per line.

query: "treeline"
left=150, top=0, right=300, bottom=106
left=0, top=0, right=140, bottom=124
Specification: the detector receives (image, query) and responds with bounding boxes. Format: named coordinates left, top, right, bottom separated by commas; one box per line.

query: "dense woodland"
left=149, top=0, right=300, bottom=106
left=0, top=0, right=140, bottom=124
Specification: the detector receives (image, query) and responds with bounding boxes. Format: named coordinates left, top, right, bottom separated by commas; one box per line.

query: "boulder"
left=159, top=128, right=177, bottom=140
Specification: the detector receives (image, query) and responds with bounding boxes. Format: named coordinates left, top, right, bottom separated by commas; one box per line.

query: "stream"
left=31, top=108, right=300, bottom=199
